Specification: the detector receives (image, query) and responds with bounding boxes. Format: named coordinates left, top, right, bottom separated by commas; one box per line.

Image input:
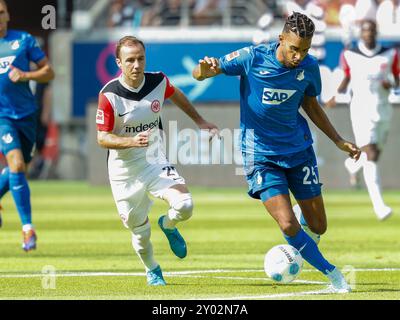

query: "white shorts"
left=351, top=118, right=390, bottom=149
left=109, top=162, right=185, bottom=230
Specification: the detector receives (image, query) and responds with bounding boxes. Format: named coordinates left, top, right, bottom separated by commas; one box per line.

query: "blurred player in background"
left=193, top=12, right=361, bottom=293
left=0, top=0, right=54, bottom=250
left=327, top=20, right=399, bottom=221
left=96, top=36, right=218, bottom=286
left=28, top=81, right=52, bottom=180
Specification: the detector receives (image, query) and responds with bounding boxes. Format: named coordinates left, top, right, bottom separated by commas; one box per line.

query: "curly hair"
left=283, top=12, right=315, bottom=38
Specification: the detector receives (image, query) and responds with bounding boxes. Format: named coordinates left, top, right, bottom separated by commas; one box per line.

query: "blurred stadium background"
left=4, top=0, right=400, bottom=189
left=1, top=0, right=400, bottom=301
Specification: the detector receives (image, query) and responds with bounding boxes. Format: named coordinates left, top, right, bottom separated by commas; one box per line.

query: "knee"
left=310, top=222, right=327, bottom=235
left=7, top=155, right=26, bottom=173
left=170, top=194, right=194, bottom=221
left=279, top=219, right=301, bottom=237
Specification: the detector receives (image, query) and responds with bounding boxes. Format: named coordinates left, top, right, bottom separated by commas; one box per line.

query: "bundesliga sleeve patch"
left=226, top=50, right=240, bottom=61
left=96, top=109, right=105, bottom=125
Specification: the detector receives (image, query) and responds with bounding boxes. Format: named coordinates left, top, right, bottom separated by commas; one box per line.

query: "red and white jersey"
left=96, top=72, right=175, bottom=179
left=341, top=42, right=399, bottom=121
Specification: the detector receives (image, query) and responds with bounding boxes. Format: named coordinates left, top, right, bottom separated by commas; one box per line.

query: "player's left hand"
left=8, top=65, right=28, bottom=83
left=336, top=140, right=361, bottom=161
left=381, top=80, right=392, bottom=90
left=197, top=120, right=220, bottom=140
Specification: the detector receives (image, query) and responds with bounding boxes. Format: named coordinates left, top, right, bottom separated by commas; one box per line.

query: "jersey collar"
left=118, top=74, right=146, bottom=93
left=358, top=41, right=382, bottom=57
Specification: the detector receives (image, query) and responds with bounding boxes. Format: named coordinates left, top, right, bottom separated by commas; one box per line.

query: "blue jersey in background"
left=219, top=42, right=321, bottom=157
left=0, top=30, right=45, bottom=119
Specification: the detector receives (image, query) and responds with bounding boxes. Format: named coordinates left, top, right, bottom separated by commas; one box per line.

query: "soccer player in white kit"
left=96, top=36, right=219, bottom=285
left=328, top=20, right=399, bottom=220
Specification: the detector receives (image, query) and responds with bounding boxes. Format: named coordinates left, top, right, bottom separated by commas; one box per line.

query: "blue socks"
left=9, top=172, right=32, bottom=225
left=284, top=228, right=335, bottom=275
left=0, top=167, right=10, bottom=198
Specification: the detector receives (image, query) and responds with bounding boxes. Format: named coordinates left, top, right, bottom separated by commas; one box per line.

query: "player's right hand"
left=8, top=65, right=28, bottom=83
left=336, top=140, right=361, bottom=161
left=198, top=56, right=220, bottom=78
left=132, top=130, right=151, bottom=148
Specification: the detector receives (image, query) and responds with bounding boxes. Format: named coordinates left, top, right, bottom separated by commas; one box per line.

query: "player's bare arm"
left=386, top=69, right=400, bottom=90
left=325, top=76, right=350, bottom=108
left=97, top=130, right=150, bottom=149
left=302, top=95, right=361, bottom=160
left=8, top=57, right=55, bottom=83
left=192, top=56, right=223, bottom=81
left=169, top=87, right=219, bottom=136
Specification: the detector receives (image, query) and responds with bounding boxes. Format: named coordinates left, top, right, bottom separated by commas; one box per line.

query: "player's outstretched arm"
left=97, top=130, right=150, bottom=149
left=169, top=87, right=219, bottom=137
left=325, top=76, right=350, bottom=109
left=9, top=58, right=55, bottom=83
left=302, top=95, right=361, bottom=160
left=192, top=56, right=223, bottom=81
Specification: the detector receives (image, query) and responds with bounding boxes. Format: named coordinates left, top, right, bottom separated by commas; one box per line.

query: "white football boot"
left=324, top=268, right=352, bottom=294
left=374, top=205, right=393, bottom=221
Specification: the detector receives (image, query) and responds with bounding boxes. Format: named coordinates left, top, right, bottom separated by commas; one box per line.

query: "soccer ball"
left=264, top=244, right=303, bottom=283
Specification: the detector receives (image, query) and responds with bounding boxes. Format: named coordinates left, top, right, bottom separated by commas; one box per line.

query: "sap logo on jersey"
left=0, top=56, right=16, bottom=74
left=125, top=118, right=159, bottom=133
left=262, top=88, right=296, bottom=105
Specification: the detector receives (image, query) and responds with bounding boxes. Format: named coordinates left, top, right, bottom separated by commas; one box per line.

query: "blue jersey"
left=0, top=30, right=45, bottom=119
left=219, top=42, right=321, bottom=156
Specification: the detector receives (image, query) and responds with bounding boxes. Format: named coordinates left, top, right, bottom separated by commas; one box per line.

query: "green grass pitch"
left=0, top=181, right=399, bottom=300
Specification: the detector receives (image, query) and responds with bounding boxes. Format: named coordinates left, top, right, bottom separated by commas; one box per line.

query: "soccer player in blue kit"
left=193, top=12, right=361, bottom=293
left=0, top=0, right=54, bottom=251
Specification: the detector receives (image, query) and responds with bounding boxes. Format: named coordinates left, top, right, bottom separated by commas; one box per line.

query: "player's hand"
left=336, top=140, right=361, bottom=161
left=381, top=80, right=392, bottom=90
left=8, top=65, right=28, bottom=83
left=198, top=56, right=219, bottom=79
left=325, top=97, right=336, bottom=109
left=197, top=120, right=220, bottom=140
left=132, top=130, right=151, bottom=148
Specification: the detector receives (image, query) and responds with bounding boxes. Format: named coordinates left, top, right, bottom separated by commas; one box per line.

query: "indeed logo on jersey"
left=125, top=118, right=159, bottom=133
left=0, top=56, right=16, bottom=74
left=262, top=88, right=296, bottom=105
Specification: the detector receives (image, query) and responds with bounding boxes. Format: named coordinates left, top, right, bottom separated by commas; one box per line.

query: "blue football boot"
left=158, top=215, right=187, bottom=259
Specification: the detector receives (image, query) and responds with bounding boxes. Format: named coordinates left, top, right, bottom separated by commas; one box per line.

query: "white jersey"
left=341, top=42, right=399, bottom=121
left=96, top=72, right=175, bottom=180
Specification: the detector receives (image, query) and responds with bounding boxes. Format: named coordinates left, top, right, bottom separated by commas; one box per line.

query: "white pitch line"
left=302, top=268, right=400, bottom=272
left=0, top=269, right=258, bottom=279
left=205, top=289, right=332, bottom=300
left=0, top=267, right=399, bottom=279
left=166, top=274, right=326, bottom=285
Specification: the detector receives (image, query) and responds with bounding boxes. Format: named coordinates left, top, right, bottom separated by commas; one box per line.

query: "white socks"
left=163, top=214, right=178, bottom=229
left=22, top=224, right=34, bottom=232
left=131, top=221, right=158, bottom=271
left=362, top=160, right=387, bottom=211
left=345, top=152, right=390, bottom=218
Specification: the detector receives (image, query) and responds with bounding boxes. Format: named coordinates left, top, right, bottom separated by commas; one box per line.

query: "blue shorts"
left=245, top=147, right=322, bottom=202
left=0, top=113, right=37, bottom=163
